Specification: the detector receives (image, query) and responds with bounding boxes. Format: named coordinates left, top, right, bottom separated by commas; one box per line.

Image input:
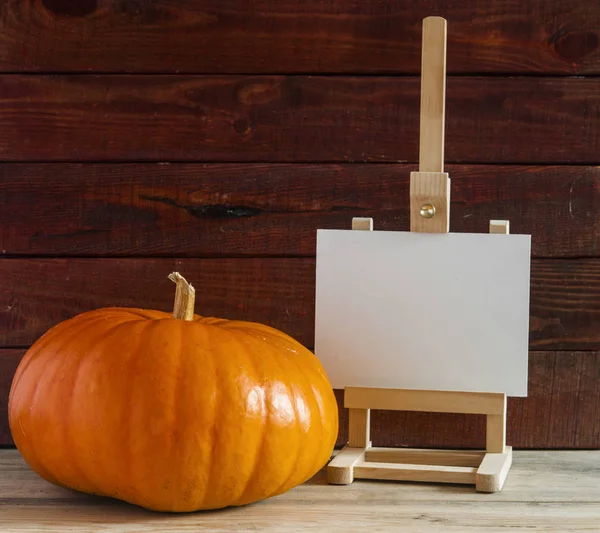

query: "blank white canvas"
left=314, top=230, right=531, bottom=397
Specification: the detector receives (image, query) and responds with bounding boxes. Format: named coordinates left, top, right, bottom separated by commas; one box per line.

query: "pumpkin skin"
left=9, top=307, right=338, bottom=512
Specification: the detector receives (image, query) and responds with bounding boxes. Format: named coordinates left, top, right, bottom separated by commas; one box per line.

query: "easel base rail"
left=327, top=444, right=513, bottom=493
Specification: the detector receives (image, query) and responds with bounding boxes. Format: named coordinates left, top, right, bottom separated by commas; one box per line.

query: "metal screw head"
left=420, top=203, right=436, bottom=219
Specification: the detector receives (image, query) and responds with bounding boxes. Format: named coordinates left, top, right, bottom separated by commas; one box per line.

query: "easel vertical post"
left=486, top=395, right=507, bottom=453
left=486, top=218, right=511, bottom=454
left=485, top=220, right=510, bottom=453
left=410, top=16, right=450, bottom=234
left=418, top=15, right=447, bottom=174
left=348, top=217, right=374, bottom=449
left=348, top=409, right=371, bottom=448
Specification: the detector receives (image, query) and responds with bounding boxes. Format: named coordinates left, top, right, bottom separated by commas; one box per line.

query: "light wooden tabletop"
left=0, top=449, right=598, bottom=532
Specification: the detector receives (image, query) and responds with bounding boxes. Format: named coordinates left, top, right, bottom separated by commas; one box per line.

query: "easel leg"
left=348, top=408, right=371, bottom=448
left=327, top=408, right=371, bottom=485
left=327, top=446, right=366, bottom=485
left=477, top=396, right=511, bottom=492
left=476, top=447, right=513, bottom=493
left=486, top=413, right=506, bottom=453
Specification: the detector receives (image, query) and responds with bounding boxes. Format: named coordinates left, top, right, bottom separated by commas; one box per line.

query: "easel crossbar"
left=328, top=445, right=513, bottom=492
left=365, top=447, right=484, bottom=467
left=354, top=462, right=477, bottom=484
left=344, top=387, right=506, bottom=415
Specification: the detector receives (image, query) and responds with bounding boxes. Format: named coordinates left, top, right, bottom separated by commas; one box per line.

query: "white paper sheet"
left=314, top=230, right=531, bottom=397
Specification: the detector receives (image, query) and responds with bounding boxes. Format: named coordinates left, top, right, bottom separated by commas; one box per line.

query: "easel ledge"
left=327, top=387, right=512, bottom=493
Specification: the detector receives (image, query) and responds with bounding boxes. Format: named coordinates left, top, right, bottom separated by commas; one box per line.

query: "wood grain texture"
left=2, top=76, right=600, bottom=163
left=0, top=258, right=315, bottom=349
left=1, top=453, right=600, bottom=533
left=2, top=163, right=598, bottom=258
left=2, top=351, right=599, bottom=448
left=0, top=258, right=599, bottom=350
left=2, top=448, right=599, bottom=502
left=1, top=1, right=600, bottom=74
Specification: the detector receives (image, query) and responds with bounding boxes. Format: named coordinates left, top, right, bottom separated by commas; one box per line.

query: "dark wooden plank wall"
left=1, top=1, right=599, bottom=449
left=2, top=76, right=600, bottom=163
left=1, top=0, right=599, bottom=74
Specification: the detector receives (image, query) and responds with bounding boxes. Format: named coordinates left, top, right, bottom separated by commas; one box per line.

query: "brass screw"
left=420, top=203, right=436, bottom=218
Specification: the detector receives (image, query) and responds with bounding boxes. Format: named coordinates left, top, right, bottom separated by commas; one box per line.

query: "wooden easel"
left=326, top=16, right=513, bottom=493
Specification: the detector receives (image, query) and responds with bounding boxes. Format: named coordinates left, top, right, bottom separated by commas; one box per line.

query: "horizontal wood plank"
left=2, top=163, right=598, bottom=258
left=2, top=351, right=598, bottom=448
left=0, top=258, right=598, bottom=350
left=2, top=76, right=600, bottom=163
left=1, top=1, right=599, bottom=74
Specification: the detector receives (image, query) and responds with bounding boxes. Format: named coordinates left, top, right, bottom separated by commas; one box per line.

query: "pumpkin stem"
left=168, top=272, right=196, bottom=321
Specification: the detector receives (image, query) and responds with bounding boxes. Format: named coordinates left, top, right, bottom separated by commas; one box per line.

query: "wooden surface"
left=2, top=76, right=600, bottom=163
left=2, top=163, right=598, bottom=258
left=1, top=449, right=599, bottom=531
left=1, top=1, right=600, bottom=74
left=1, top=1, right=599, bottom=452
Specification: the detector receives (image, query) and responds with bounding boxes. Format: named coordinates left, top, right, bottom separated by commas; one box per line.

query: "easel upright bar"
left=410, top=16, right=450, bottom=233
left=486, top=408, right=507, bottom=453
left=348, top=409, right=371, bottom=448
left=347, top=217, right=374, bottom=449
left=419, top=16, right=447, bottom=174
left=486, top=219, right=511, bottom=454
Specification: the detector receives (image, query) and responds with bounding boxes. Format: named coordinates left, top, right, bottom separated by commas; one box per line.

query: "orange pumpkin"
left=9, top=273, right=338, bottom=512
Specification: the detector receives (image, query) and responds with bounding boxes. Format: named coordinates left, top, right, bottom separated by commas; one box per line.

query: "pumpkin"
left=8, top=273, right=338, bottom=512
